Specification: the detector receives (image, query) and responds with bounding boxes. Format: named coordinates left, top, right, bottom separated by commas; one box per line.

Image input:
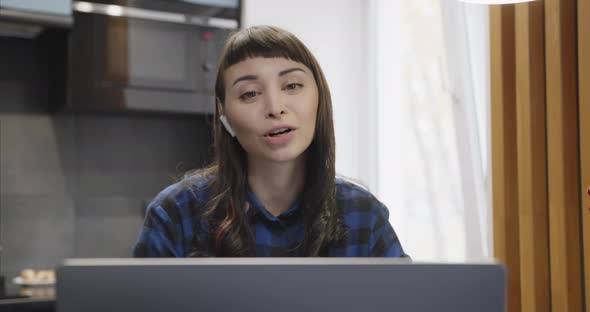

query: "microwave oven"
left=68, top=0, right=240, bottom=115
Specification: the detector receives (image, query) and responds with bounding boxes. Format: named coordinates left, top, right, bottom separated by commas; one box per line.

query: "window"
left=370, top=0, right=491, bottom=261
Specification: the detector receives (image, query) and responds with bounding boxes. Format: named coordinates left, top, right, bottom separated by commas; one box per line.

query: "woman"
left=133, top=25, right=407, bottom=257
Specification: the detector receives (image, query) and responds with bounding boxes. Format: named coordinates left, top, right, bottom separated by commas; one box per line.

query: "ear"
left=219, top=115, right=236, bottom=138
left=215, top=97, right=224, bottom=116
left=216, top=97, right=236, bottom=138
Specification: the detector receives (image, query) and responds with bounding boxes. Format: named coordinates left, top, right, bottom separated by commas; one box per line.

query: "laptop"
left=56, top=258, right=506, bottom=312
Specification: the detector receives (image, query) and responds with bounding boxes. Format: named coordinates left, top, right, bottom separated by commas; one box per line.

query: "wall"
left=0, top=35, right=213, bottom=281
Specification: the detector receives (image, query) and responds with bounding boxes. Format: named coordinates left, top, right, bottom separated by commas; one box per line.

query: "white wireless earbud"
left=219, top=115, right=236, bottom=138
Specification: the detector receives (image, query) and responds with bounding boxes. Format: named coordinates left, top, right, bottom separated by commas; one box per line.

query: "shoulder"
left=334, top=177, right=408, bottom=257
left=134, top=174, right=213, bottom=257
left=335, top=177, right=390, bottom=220
left=146, top=174, right=212, bottom=221
left=335, top=177, right=373, bottom=201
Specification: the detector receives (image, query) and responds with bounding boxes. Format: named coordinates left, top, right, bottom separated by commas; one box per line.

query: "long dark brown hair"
left=189, top=25, right=346, bottom=257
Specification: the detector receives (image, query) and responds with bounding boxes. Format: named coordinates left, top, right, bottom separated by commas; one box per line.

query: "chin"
left=265, top=153, right=301, bottom=163
left=264, top=148, right=307, bottom=163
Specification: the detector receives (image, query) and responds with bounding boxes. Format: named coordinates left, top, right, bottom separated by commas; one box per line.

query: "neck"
left=247, top=155, right=306, bottom=217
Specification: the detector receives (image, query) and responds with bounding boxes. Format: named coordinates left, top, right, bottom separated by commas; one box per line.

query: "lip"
left=263, top=125, right=297, bottom=137
left=263, top=128, right=296, bottom=146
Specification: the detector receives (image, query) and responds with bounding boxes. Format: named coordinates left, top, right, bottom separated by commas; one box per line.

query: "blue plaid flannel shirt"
left=133, top=176, right=407, bottom=257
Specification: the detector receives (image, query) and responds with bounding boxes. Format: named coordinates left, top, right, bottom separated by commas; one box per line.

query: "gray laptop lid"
left=56, top=258, right=506, bottom=312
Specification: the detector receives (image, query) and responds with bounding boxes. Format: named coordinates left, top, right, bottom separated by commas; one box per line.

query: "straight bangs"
left=215, top=27, right=314, bottom=103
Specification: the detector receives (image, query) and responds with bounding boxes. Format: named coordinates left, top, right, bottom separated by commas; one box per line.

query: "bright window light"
left=74, top=1, right=94, bottom=13
left=105, top=5, right=123, bottom=16
left=458, top=0, right=536, bottom=3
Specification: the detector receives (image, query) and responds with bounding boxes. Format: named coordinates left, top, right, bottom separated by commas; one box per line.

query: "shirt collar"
left=245, top=190, right=302, bottom=222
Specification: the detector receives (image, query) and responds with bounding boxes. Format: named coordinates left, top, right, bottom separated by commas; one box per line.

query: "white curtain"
left=369, top=0, right=491, bottom=262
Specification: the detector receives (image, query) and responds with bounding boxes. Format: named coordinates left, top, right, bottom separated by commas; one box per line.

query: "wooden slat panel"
left=545, top=0, right=583, bottom=311
left=514, top=2, right=550, bottom=312
left=491, top=5, right=520, bottom=312
left=578, top=0, right=590, bottom=310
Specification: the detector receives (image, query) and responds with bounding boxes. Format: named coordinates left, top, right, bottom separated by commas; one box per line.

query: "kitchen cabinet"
left=0, top=0, right=72, bottom=29
left=0, top=0, right=71, bottom=16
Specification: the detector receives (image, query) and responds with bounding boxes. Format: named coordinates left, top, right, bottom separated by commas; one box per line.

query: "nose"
left=264, top=90, right=285, bottom=119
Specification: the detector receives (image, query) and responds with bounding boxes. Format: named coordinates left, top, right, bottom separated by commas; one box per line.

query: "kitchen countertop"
left=0, top=283, right=55, bottom=312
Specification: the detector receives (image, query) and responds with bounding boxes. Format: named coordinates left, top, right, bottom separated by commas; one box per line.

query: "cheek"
left=304, top=97, right=319, bottom=129
left=226, top=110, right=261, bottom=150
left=226, top=105, right=256, bottom=135
left=232, top=119, right=255, bottom=135
left=232, top=125, right=259, bottom=155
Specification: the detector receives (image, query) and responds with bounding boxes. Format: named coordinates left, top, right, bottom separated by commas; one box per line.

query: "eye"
left=285, top=83, right=303, bottom=91
left=239, top=91, right=258, bottom=101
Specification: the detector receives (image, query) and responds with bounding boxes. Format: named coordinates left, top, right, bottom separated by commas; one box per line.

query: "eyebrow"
left=231, top=67, right=306, bottom=86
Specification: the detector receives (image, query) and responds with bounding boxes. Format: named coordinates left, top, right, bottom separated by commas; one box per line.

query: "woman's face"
left=223, top=57, right=319, bottom=164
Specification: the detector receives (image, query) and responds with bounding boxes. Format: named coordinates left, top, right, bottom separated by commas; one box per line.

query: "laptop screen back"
left=56, top=258, right=506, bottom=312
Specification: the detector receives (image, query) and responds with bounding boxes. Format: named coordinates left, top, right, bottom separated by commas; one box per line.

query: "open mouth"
left=265, top=127, right=293, bottom=137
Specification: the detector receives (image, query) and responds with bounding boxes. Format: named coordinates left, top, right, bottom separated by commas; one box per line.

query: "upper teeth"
left=270, top=128, right=289, bottom=135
